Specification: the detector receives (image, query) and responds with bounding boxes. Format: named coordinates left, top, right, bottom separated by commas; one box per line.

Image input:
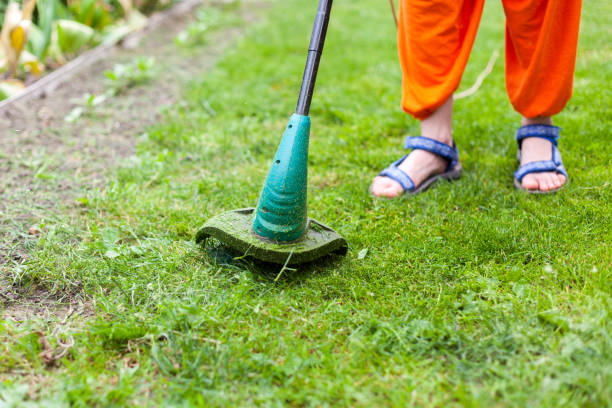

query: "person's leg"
left=371, top=0, right=484, bottom=197
left=503, top=0, right=582, bottom=191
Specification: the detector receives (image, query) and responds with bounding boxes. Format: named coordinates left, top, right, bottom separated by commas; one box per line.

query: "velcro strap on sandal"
left=516, top=124, right=560, bottom=146
left=404, top=136, right=459, bottom=169
left=514, top=145, right=568, bottom=182
left=514, top=161, right=558, bottom=182
left=379, top=156, right=416, bottom=192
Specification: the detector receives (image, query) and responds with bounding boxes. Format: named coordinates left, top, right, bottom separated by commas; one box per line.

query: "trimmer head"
left=195, top=208, right=347, bottom=265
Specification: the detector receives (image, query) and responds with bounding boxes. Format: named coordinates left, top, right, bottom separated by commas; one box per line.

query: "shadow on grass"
left=191, top=240, right=347, bottom=284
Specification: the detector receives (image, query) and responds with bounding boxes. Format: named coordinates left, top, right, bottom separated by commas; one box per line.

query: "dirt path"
left=0, top=0, right=263, bottom=317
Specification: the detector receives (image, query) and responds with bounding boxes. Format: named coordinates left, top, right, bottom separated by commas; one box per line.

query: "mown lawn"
left=1, top=0, right=610, bottom=406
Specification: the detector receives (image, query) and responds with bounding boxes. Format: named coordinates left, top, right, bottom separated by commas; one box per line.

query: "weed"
left=64, top=56, right=156, bottom=122
left=174, top=4, right=241, bottom=46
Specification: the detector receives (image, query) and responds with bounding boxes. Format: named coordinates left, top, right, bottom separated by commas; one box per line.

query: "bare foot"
left=371, top=97, right=454, bottom=198
left=519, top=117, right=567, bottom=192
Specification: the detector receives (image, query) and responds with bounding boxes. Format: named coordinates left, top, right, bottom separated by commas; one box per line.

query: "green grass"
left=1, top=0, right=611, bottom=406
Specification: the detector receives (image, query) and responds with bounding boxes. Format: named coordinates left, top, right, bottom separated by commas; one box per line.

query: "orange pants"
left=398, top=0, right=582, bottom=119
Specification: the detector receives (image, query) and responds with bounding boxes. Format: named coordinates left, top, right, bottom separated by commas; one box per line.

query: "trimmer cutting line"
left=196, top=0, right=348, bottom=265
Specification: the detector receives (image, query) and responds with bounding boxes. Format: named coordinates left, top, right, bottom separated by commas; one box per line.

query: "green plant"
left=104, top=56, right=155, bottom=93
left=55, top=18, right=94, bottom=54
left=174, top=5, right=240, bottom=46
left=65, top=0, right=113, bottom=30
left=27, top=0, right=61, bottom=58
left=63, top=57, right=155, bottom=123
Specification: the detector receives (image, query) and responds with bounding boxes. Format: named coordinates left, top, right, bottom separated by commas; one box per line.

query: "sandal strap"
left=514, top=146, right=568, bottom=182
left=379, top=155, right=416, bottom=192
left=516, top=124, right=560, bottom=146
left=404, top=136, right=459, bottom=170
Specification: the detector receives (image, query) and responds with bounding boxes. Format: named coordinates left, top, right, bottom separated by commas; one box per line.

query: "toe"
left=553, top=173, right=567, bottom=189
left=540, top=174, right=555, bottom=191
left=370, top=177, right=385, bottom=196
left=546, top=173, right=559, bottom=191
left=381, top=179, right=403, bottom=197
left=550, top=174, right=561, bottom=189
left=521, top=174, right=539, bottom=191
left=371, top=176, right=403, bottom=198
left=535, top=174, right=548, bottom=191
left=557, top=174, right=567, bottom=188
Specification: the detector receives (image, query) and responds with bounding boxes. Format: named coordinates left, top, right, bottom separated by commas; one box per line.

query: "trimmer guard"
left=195, top=208, right=348, bottom=265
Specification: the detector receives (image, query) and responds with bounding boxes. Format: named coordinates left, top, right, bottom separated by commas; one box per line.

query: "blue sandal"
left=514, top=125, right=569, bottom=194
left=372, top=136, right=462, bottom=195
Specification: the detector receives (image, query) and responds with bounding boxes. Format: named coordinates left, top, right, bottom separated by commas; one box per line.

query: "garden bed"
left=0, top=0, right=203, bottom=105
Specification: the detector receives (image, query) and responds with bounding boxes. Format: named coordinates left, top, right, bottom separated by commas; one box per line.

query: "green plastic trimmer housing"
left=196, top=0, right=348, bottom=265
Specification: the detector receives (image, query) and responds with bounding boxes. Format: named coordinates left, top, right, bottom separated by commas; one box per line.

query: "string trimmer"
left=196, top=0, right=348, bottom=265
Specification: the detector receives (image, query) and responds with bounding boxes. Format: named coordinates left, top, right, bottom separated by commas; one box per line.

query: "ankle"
left=522, top=116, right=553, bottom=126
left=421, top=127, right=453, bottom=146
left=420, top=97, right=453, bottom=145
